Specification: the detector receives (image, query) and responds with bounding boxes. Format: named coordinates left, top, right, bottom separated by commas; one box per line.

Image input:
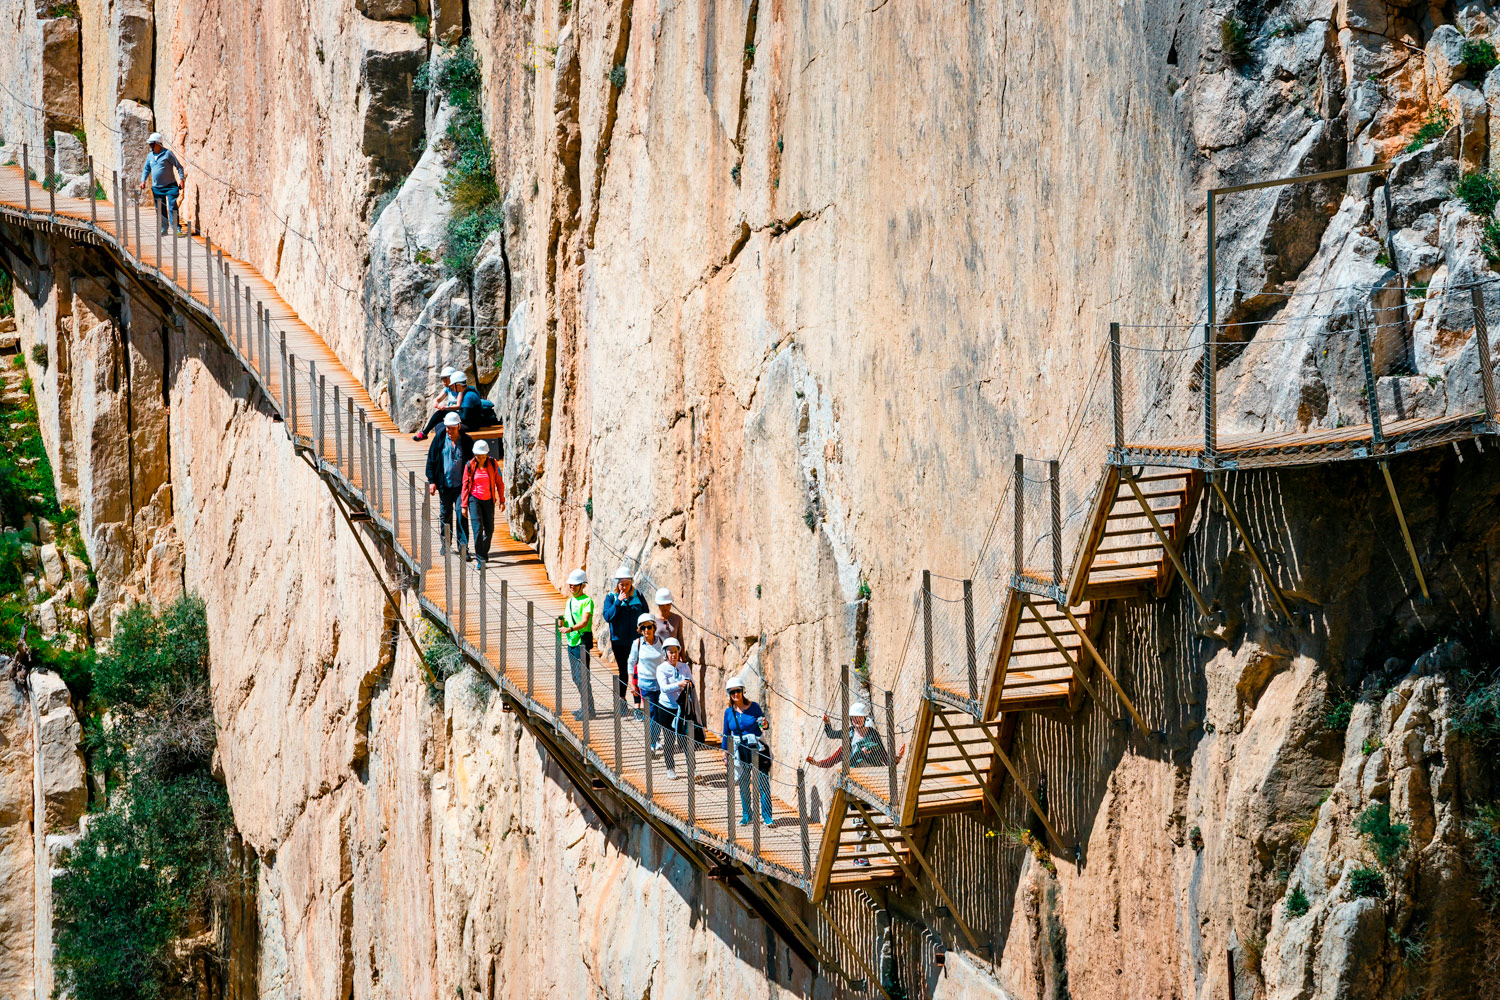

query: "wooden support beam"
left=1378, top=460, right=1430, bottom=601
left=1027, top=603, right=1102, bottom=707
left=1208, top=475, right=1293, bottom=623
left=899, top=700, right=935, bottom=826
left=1121, top=471, right=1214, bottom=619
left=1057, top=605, right=1147, bottom=734
left=974, top=721, right=1066, bottom=856
left=811, top=785, right=847, bottom=903
left=850, top=800, right=983, bottom=956
left=815, top=901, right=897, bottom=1000
left=931, top=711, right=1008, bottom=825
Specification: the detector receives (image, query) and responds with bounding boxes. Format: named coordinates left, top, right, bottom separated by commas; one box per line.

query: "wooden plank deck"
left=0, top=164, right=820, bottom=890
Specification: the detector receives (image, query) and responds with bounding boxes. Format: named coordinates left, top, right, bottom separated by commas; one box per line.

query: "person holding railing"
left=560, top=569, right=598, bottom=720
left=138, top=132, right=185, bottom=236
left=628, top=614, right=665, bottom=749
left=412, top=367, right=462, bottom=441
left=424, top=412, right=473, bottom=556
left=723, top=677, right=774, bottom=827
left=459, top=439, right=501, bottom=569
left=654, top=638, right=693, bottom=779
left=603, top=567, right=650, bottom=708
left=804, top=703, right=890, bottom=769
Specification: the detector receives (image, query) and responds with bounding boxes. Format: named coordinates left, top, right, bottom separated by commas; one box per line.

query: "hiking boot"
left=762, top=813, right=775, bottom=826
left=413, top=431, right=427, bottom=441
left=740, top=815, right=752, bottom=826
left=854, top=857, right=870, bottom=868
left=665, top=767, right=679, bottom=780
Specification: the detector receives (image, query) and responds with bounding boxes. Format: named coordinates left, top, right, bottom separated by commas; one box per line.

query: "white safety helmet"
left=443, top=412, right=461, bottom=427
left=725, top=675, right=746, bottom=693
left=656, top=588, right=674, bottom=605
left=147, top=132, right=164, bottom=146
left=566, top=568, right=587, bottom=586
left=472, top=440, right=489, bottom=455
left=636, top=613, right=657, bottom=628
left=849, top=702, right=869, bottom=719
left=445, top=367, right=464, bottom=382
left=662, top=637, right=681, bottom=650
left=612, top=565, right=634, bottom=581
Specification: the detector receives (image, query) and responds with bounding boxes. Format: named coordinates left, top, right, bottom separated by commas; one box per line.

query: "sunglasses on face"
left=640, top=624, right=656, bottom=632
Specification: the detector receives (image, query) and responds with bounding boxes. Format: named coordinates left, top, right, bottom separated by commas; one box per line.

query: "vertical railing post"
left=1013, top=454, right=1024, bottom=576
left=359, top=410, right=370, bottom=495
left=644, top=707, right=655, bottom=800
left=172, top=226, right=179, bottom=284
left=374, top=428, right=384, bottom=511
left=389, top=439, right=400, bottom=539
left=1203, top=322, right=1217, bottom=468
left=726, top=745, right=736, bottom=847
left=963, top=578, right=978, bottom=703
left=133, top=186, right=142, bottom=258
left=612, top=651, right=623, bottom=767
left=685, top=730, right=696, bottom=825
left=444, top=521, right=453, bottom=611
left=797, top=768, right=812, bottom=881
left=526, top=601, right=535, bottom=699
left=840, top=662, right=851, bottom=780
left=262, top=304, right=272, bottom=387
left=185, top=222, right=193, bottom=296
left=1050, top=458, right=1062, bottom=587
left=479, top=561, right=488, bottom=660
left=333, top=385, right=343, bottom=468
left=22, top=145, right=32, bottom=213
left=554, top=625, right=563, bottom=716
left=88, top=156, right=96, bottom=225
left=1358, top=308, right=1384, bottom=450
left=318, top=374, right=328, bottom=458
left=498, top=578, right=508, bottom=678
left=113, top=171, right=121, bottom=245
left=346, top=396, right=356, bottom=477
left=408, top=470, right=417, bottom=560
left=46, top=143, right=55, bottom=217
left=231, top=275, right=241, bottom=351
left=1110, top=321, right=1124, bottom=454
left=458, top=541, right=468, bottom=640
left=581, top=652, right=591, bottom=747
left=1472, top=285, right=1498, bottom=427
left=922, top=568, right=934, bottom=690
left=422, top=489, right=433, bottom=574
left=154, top=204, right=161, bottom=268
left=884, top=690, right=897, bottom=802
left=288, top=347, right=300, bottom=434
left=205, top=236, right=214, bottom=310
left=751, top=750, right=763, bottom=854
left=255, top=302, right=264, bottom=373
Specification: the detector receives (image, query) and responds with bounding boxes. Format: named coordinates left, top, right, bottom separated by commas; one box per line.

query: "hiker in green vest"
left=561, top=569, right=598, bottom=720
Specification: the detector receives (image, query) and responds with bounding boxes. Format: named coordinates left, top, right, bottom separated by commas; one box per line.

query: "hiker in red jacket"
left=460, top=439, right=502, bottom=569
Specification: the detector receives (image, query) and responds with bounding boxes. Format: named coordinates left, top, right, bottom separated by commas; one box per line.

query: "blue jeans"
left=736, top=752, right=774, bottom=825
left=437, top=485, right=469, bottom=550
left=638, top=686, right=659, bottom=745
left=152, top=185, right=179, bottom=234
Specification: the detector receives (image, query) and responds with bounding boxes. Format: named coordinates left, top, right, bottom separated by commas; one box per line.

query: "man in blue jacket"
left=424, top=412, right=474, bottom=555
left=137, top=133, right=186, bottom=236
left=602, top=566, right=650, bottom=707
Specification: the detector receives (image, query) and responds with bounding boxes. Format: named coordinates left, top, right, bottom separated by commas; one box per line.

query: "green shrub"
left=427, top=39, right=503, bottom=279
left=1284, top=885, right=1310, bottom=918
left=610, top=63, right=626, bottom=88
left=41, top=172, right=63, bottom=192
left=1464, top=39, right=1500, bottom=77
left=30, top=342, right=48, bottom=369
left=1348, top=865, right=1386, bottom=898
left=1454, top=662, right=1500, bottom=744
left=1356, top=802, right=1410, bottom=869
left=1469, top=803, right=1500, bottom=911
left=92, top=180, right=106, bottom=201
left=1483, top=218, right=1500, bottom=267
left=0, top=270, right=12, bottom=318
left=1455, top=171, right=1500, bottom=216
left=92, top=596, right=210, bottom=707
left=1406, top=106, right=1453, bottom=152
left=412, top=13, right=430, bottom=37
left=1221, top=16, right=1252, bottom=64
left=1362, top=734, right=1384, bottom=755
left=1324, top=697, right=1354, bottom=731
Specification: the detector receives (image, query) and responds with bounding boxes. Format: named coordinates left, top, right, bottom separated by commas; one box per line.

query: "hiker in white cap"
left=627, top=613, right=665, bottom=748
left=560, top=568, right=597, bottom=720
left=413, top=366, right=463, bottom=441
left=602, top=565, right=649, bottom=706
left=459, top=438, right=502, bottom=569
left=654, top=587, right=689, bottom=663
left=138, top=132, right=186, bottom=236
left=722, top=676, right=773, bottom=826
left=424, top=411, right=473, bottom=555
left=654, top=638, right=693, bottom=778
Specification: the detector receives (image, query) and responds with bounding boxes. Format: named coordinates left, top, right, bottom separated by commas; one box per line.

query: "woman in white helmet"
left=413, top=367, right=464, bottom=441
left=460, top=439, right=502, bottom=569
left=805, top=702, right=890, bottom=769
left=654, top=638, right=693, bottom=778
left=627, top=613, right=665, bottom=748
left=654, top=588, right=688, bottom=660
left=722, top=676, right=774, bottom=826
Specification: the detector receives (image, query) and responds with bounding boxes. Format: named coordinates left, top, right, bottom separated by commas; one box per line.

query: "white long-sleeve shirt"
left=656, top=660, right=690, bottom=709
left=629, top=637, right=664, bottom=690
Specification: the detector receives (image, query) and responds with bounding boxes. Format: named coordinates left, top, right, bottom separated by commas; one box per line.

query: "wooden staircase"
left=1066, top=466, right=1204, bottom=606
left=810, top=784, right=909, bottom=901
left=982, top=589, right=1103, bottom=717
left=897, top=699, right=1006, bottom=826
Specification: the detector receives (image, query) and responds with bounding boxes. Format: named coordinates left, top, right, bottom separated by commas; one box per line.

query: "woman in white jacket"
left=654, top=638, right=693, bottom=778
left=628, top=614, right=665, bottom=749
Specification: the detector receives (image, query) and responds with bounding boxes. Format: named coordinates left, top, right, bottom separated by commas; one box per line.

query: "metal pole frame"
left=1474, top=285, right=1499, bottom=430
left=883, top=690, right=897, bottom=802
left=21, top=145, right=31, bottom=213
left=840, top=661, right=851, bottom=780
left=797, top=768, right=812, bottom=881
left=1049, top=458, right=1062, bottom=587
left=498, top=579, right=508, bottom=678
left=1013, top=454, right=1024, bottom=576
left=922, top=569, right=934, bottom=690
left=527, top=601, right=535, bottom=699
left=88, top=156, right=96, bottom=225
left=963, top=578, right=978, bottom=703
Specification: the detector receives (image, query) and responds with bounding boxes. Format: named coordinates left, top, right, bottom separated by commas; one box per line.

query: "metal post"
left=751, top=750, right=763, bottom=854
left=261, top=299, right=272, bottom=385
left=1050, top=459, right=1062, bottom=585
left=374, top=428, right=384, bottom=510
left=1358, top=308, right=1384, bottom=448
left=685, top=731, right=696, bottom=824
left=318, top=374, right=328, bottom=457
left=613, top=670, right=623, bottom=769
left=1110, top=321, right=1123, bottom=452
left=1473, top=286, right=1498, bottom=427
left=644, top=707, right=654, bottom=800
left=288, top=343, right=299, bottom=434
left=479, top=560, right=488, bottom=659
left=554, top=625, right=563, bottom=717
left=422, top=489, right=433, bottom=574
left=255, top=302, right=264, bottom=374
left=172, top=226, right=179, bottom=284
left=88, top=157, right=96, bottom=225
left=459, top=540, right=468, bottom=640
left=114, top=172, right=122, bottom=245
left=526, top=601, right=535, bottom=699
left=884, top=690, right=897, bottom=801
left=408, top=470, right=417, bottom=560
left=498, top=579, right=508, bottom=677
left=922, top=569, right=934, bottom=689
left=444, top=523, right=453, bottom=611
left=346, top=395, right=356, bottom=476
left=134, top=187, right=142, bottom=258
left=333, top=385, right=343, bottom=468
left=231, top=274, right=241, bottom=353
left=359, top=411, right=370, bottom=496
left=154, top=207, right=161, bottom=268
left=1013, top=454, right=1024, bottom=575
left=797, top=768, right=811, bottom=880
left=389, top=439, right=400, bottom=539
left=840, top=662, right=851, bottom=780
left=963, top=578, right=978, bottom=702
left=581, top=654, right=591, bottom=746
left=1203, top=322, right=1217, bottom=467
left=204, top=236, right=214, bottom=310
left=726, top=745, right=736, bottom=846
left=21, top=145, right=31, bottom=213
left=185, top=222, right=192, bottom=296
left=46, top=144, right=55, bottom=217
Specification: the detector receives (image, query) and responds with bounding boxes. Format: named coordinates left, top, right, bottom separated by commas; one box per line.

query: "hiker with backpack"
left=722, top=677, right=774, bottom=826
left=413, top=367, right=463, bottom=441
left=459, top=439, right=501, bottom=569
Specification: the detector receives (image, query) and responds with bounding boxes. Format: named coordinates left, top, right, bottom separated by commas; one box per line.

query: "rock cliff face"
left=7, top=0, right=1500, bottom=998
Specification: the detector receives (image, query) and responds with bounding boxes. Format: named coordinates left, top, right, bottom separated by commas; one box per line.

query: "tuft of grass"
left=1284, top=885, right=1310, bottom=918
left=424, top=624, right=465, bottom=701
left=1356, top=802, right=1410, bottom=869
left=412, top=13, right=430, bottom=37
left=41, top=172, right=64, bottom=192
left=1348, top=865, right=1387, bottom=899
left=1189, top=825, right=1204, bottom=851
left=609, top=63, right=626, bottom=89
left=1484, top=218, right=1500, bottom=268
left=1221, top=16, right=1252, bottom=64
left=1406, top=106, right=1453, bottom=153
left=1469, top=803, right=1500, bottom=911
left=1362, top=734, right=1384, bottom=755
left=1463, top=39, right=1500, bottom=78
left=803, top=508, right=817, bottom=532
left=1455, top=171, right=1500, bottom=217
left=30, top=342, right=48, bottom=369
left=856, top=577, right=871, bottom=601
left=1325, top=697, right=1354, bottom=731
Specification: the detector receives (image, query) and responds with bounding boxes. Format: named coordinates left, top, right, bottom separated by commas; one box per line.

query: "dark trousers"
left=568, top=641, right=597, bottom=717
left=420, top=406, right=457, bottom=435
left=610, top=639, right=634, bottom=703
left=467, top=497, right=494, bottom=565
left=652, top=701, right=688, bottom=770
left=437, top=485, right=469, bottom=549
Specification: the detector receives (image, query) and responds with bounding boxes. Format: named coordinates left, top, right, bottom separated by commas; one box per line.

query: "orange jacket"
left=460, top=457, right=502, bottom=509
